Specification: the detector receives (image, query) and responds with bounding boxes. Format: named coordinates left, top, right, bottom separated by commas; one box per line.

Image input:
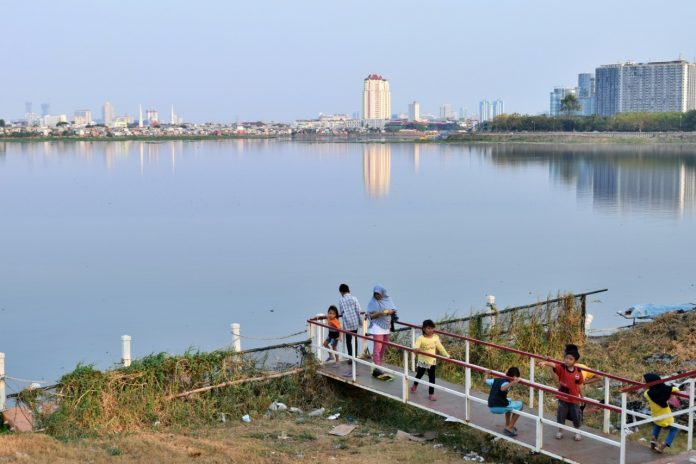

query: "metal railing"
left=307, top=316, right=696, bottom=464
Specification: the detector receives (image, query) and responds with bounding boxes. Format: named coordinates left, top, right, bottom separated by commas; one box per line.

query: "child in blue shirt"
left=484, top=367, right=523, bottom=437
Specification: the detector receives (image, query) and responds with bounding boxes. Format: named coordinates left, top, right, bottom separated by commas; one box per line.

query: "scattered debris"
left=277, top=431, right=289, bottom=440
left=329, top=424, right=356, bottom=437
left=268, top=401, right=288, bottom=411
left=643, top=353, right=675, bottom=363
left=462, top=451, right=485, bottom=462
left=289, top=407, right=303, bottom=413
left=327, top=413, right=340, bottom=420
left=395, top=430, right=426, bottom=443
left=433, top=443, right=444, bottom=449
left=217, top=413, right=226, bottom=423
left=308, top=407, right=325, bottom=417
left=241, top=414, right=251, bottom=423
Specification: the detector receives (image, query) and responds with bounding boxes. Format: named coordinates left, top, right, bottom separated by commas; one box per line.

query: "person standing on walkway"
left=539, top=345, right=584, bottom=441
left=643, top=373, right=681, bottom=454
left=338, top=283, right=362, bottom=370
left=410, top=319, right=450, bottom=401
left=366, top=284, right=396, bottom=378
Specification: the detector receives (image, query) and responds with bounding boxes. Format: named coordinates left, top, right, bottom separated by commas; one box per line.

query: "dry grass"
left=0, top=416, right=474, bottom=464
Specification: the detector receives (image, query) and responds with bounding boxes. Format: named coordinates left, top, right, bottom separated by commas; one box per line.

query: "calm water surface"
left=1, top=140, right=695, bottom=382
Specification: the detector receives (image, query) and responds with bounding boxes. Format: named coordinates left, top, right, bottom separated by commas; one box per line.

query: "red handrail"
left=395, top=320, right=692, bottom=399
left=308, top=319, right=622, bottom=413
left=620, top=369, right=696, bottom=393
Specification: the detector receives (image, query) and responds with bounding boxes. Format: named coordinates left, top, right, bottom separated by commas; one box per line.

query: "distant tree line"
left=483, top=110, right=696, bottom=132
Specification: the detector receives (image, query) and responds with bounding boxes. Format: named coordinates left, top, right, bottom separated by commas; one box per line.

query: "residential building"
left=408, top=101, right=420, bottom=122
left=596, top=60, right=696, bottom=116
left=492, top=99, right=505, bottom=118
left=146, top=109, right=159, bottom=124
left=103, top=101, right=114, bottom=126
left=549, top=87, right=577, bottom=116
left=74, top=109, right=92, bottom=126
left=362, top=74, right=391, bottom=123
left=439, top=103, right=454, bottom=120
left=479, top=100, right=492, bottom=122
left=577, top=73, right=596, bottom=116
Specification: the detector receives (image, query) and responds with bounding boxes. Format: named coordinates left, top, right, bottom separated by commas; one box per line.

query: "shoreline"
left=2, top=131, right=696, bottom=145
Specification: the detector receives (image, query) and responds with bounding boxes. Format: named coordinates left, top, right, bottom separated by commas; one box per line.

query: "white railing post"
left=536, top=389, right=544, bottom=451
left=410, top=328, right=416, bottom=372
left=619, top=392, right=627, bottom=464
left=603, top=376, right=611, bottom=433
left=402, top=350, right=409, bottom=402
left=0, top=352, right=5, bottom=412
left=315, top=314, right=324, bottom=362
left=688, top=378, right=694, bottom=450
left=121, top=335, right=132, bottom=367
left=464, top=340, right=471, bottom=421
left=529, top=357, right=535, bottom=408
left=361, top=318, right=370, bottom=358
left=231, top=323, right=241, bottom=352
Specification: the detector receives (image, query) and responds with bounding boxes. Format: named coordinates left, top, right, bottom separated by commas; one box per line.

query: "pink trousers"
left=372, top=334, right=389, bottom=366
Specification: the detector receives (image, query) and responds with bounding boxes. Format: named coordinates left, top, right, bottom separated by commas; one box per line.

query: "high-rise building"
left=362, top=74, right=391, bottom=122
left=549, top=87, right=578, bottom=116
left=492, top=99, right=505, bottom=118
left=596, top=60, right=696, bottom=116
left=479, top=100, right=492, bottom=122
left=102, top=101, right=114, bottom=126
left=138, top=105, right=143, bottom=128
left=73, top=109, right=92, bottom=126
left=25, top=102, right=32, bottom=114
left=577, top=73, right=596, bottom=116
left=41, top=103, right=50, bottom=116
left=408, top=101, right=420, bottom=122
left=439, top=103, right=454, bottom=120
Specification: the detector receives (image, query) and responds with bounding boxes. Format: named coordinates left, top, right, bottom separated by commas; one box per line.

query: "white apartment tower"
left=102, top=101, right=114, bottom=127
left=362, top=74, right=391, bottom=121
left=408, top=101, right=420, bottom=122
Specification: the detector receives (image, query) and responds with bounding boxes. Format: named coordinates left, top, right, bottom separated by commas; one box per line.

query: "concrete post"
left=231, top=323, right=241, bottom=352
left=529, top=357, right=535, bottom=408
left=121, top=335, right=132, bottom=367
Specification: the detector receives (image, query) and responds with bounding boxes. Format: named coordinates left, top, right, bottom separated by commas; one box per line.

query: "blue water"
left=1, top=140, right=695, bottom=383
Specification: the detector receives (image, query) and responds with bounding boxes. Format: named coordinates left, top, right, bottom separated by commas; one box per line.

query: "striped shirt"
left=338, top=293, right=362, bottom=331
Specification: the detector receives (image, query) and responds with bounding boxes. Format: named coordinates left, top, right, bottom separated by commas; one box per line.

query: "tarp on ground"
left=617, top=303, right=696, bottom=319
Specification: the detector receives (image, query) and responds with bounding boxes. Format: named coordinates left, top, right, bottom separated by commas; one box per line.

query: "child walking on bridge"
left=484, top=367, right=523, bottom=437
left=539, top=344, right=585, bottom=441
left=643, top=373, right=681, bottom=454
left=410, top=319, right=449, bottom=401
left=322, top=306, right=342, bottom=366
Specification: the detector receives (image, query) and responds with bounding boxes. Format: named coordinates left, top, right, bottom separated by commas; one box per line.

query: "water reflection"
left=490, top=144, right=696, bottom=216
left=362, top=144, right=391, bottom=197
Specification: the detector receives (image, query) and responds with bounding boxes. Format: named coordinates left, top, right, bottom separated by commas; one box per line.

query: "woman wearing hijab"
left=366, top=284, right=396, bottom=378
left=643, top=373, right=680, bottom=453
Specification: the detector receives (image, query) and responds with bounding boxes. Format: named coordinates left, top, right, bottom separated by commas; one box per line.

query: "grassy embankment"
left=4, top=296, right=695, bottom=462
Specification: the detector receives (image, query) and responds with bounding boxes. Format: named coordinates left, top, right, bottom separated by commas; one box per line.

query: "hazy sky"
left=3, top=0, right=696, bottom=122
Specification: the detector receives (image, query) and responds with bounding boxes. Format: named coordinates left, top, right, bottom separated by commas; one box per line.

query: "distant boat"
left=617, top=303, right=696, bottom=320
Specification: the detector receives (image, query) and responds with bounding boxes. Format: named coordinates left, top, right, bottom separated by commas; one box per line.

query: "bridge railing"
left=307, top=316, right=695, bottom=464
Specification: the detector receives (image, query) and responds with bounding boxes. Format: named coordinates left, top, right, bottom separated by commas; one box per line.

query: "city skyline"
left=3, top=0, right=696, bottom=122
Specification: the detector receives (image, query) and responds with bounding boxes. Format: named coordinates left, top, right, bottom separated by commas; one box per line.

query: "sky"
left=2, top=0, right=696, bottom=123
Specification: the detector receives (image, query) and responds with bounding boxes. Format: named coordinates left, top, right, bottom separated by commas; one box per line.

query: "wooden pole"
left=168, top=367, right=304, bottom=400
left=0, top=352, right=5, bottom=412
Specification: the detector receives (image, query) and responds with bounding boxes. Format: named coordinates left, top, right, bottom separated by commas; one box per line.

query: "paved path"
left=318, top=361, right=677, bottom=464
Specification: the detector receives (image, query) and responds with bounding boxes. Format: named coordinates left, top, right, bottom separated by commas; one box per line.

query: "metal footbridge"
left=307, top=316, right=696, bottom=464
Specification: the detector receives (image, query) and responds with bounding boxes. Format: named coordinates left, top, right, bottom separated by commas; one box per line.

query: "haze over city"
left=4, top=0, right=696, bottom=122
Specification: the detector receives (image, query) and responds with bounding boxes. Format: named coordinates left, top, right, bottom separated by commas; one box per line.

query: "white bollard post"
left=315, top=314, right=324, bottom=362
left=464, top=340, right=471, bottom=421
left=0, top=352, right=5, bottom=412
left=231, top=323, right=242, bottom=352
left=121, top=335, right=132, bottom=367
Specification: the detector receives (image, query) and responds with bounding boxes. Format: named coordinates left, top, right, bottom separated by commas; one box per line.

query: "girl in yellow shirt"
left=643, top=373, right=680, bottom=454
left=410, top=319, right=449, bottom=401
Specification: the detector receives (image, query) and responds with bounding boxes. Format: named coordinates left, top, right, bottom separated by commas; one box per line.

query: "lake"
left=1, top=140, right=695, bottom=383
